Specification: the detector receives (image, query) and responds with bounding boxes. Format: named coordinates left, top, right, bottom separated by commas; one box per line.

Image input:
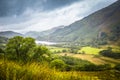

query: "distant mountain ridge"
left=37, top=0, right=120, bottom=45
left=25, top=26, right=65, bottom=39
left=0, top=31, right=23, bottom=38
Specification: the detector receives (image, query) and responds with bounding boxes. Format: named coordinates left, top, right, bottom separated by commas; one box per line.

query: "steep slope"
left=0, top=31, right=23, bottom=38
left=38, top=1, right=120, bottom=45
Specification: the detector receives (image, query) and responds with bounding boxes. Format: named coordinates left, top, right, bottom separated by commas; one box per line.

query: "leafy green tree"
left=31, top=45, right=51, bottom=61
left=5, top=36, right=36, bottom=61
left=20, top=37, right=36, bottom=61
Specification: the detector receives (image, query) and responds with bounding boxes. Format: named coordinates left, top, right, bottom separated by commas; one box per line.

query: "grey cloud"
left=0, top=0, right=80, bottom=17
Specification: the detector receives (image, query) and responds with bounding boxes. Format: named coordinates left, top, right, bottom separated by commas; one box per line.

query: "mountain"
left=24, top=31, right=40, bottom=38
left=38, top=26, right=65, bottom=36
left=25, top=26, right=65, bottom=39
left=0, top=31, right=23, bottom=38
left=37, top=1, right=120, bottom=45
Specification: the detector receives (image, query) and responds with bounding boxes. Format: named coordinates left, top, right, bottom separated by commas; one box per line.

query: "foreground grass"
left=0, top=59, right=120, bottom=80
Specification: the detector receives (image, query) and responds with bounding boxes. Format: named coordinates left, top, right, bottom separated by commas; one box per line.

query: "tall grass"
left=0, top=59, right=120, bottom=80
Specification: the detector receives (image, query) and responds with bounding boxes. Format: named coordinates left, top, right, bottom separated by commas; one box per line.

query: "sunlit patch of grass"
left=78, top=47, right=103, bottom=55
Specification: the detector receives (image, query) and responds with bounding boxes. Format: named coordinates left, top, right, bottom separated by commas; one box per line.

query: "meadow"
left=78, top=47, right=103, bottom=55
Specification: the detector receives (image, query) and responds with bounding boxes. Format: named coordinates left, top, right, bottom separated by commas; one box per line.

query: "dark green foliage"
left=4, top=36, right=52, bottom=62
left=5, top=36, right=36, bottom=61
left=109, top=26, right=120, bottom=41
left=31, top=45, right=51, bottom=62
left=81, top=64, right=111, bottom=71
left=59, top=56, right=92, bottom=71
left=57, top=56, right=112, bottom=71
left=0, top=48, right=4, bottom=53
left=62, top=49, right=67, bottom=53
left=99, top=49, right=120, bottom=59
left=115, top=64, right=120, bottom=71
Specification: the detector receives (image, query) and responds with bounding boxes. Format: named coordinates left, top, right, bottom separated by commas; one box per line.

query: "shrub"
left=50, top=59, right=66, bottom=71
left=99, top=49, right=120, bottom=59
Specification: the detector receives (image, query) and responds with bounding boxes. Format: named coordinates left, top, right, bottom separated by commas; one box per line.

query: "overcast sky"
left=0, top=0, right=117, bottom=33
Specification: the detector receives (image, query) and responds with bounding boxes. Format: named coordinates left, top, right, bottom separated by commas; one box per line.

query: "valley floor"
left=57, top=53, right=120, bottom=66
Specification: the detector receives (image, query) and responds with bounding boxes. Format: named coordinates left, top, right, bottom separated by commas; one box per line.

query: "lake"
left=35, top=40, right=58, bottom=45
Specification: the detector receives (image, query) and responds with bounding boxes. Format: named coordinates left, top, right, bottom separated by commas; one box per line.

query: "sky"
left=0, top=0, right=117, bottom=33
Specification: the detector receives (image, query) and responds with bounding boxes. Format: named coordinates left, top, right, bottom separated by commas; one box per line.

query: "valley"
left=0, top=0, right=120, bottom=80
left=48, top=45, right=120, bottom=65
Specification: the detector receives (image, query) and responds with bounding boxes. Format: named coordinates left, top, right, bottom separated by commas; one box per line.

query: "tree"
left=31, top=45, right=51, bottom=61
left=5, top=36, right=36, bottom=61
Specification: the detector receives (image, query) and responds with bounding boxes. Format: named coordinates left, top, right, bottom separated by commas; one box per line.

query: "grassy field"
left=78, top=47, right=103, bottom=55
left=100, top=45, right=120, bottom=53
left=48, top=45, right=120, bottom=66
left=0, top=59, right=120, bottom=80
left=57, top=53, right=120, bottom=66
left=47, top=46, right=69, bottom=52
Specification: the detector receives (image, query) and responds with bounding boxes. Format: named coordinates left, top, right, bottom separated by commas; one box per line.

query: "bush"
left=50, top=59, right=66, bottom=71
left=31, top=45, right=51, bottom=62
left=62, top=49, right=67, bottom=53
left=99, top=49, right=120, bottom=59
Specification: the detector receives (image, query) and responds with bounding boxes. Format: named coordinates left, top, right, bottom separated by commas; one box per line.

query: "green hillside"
left=37, top=1, right=120, bottom=46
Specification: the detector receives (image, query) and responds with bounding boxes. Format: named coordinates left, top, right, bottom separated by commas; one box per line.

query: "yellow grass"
left=0, top=60, right=101, bottom=80
left=0, top=59, right=119, bottom=80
